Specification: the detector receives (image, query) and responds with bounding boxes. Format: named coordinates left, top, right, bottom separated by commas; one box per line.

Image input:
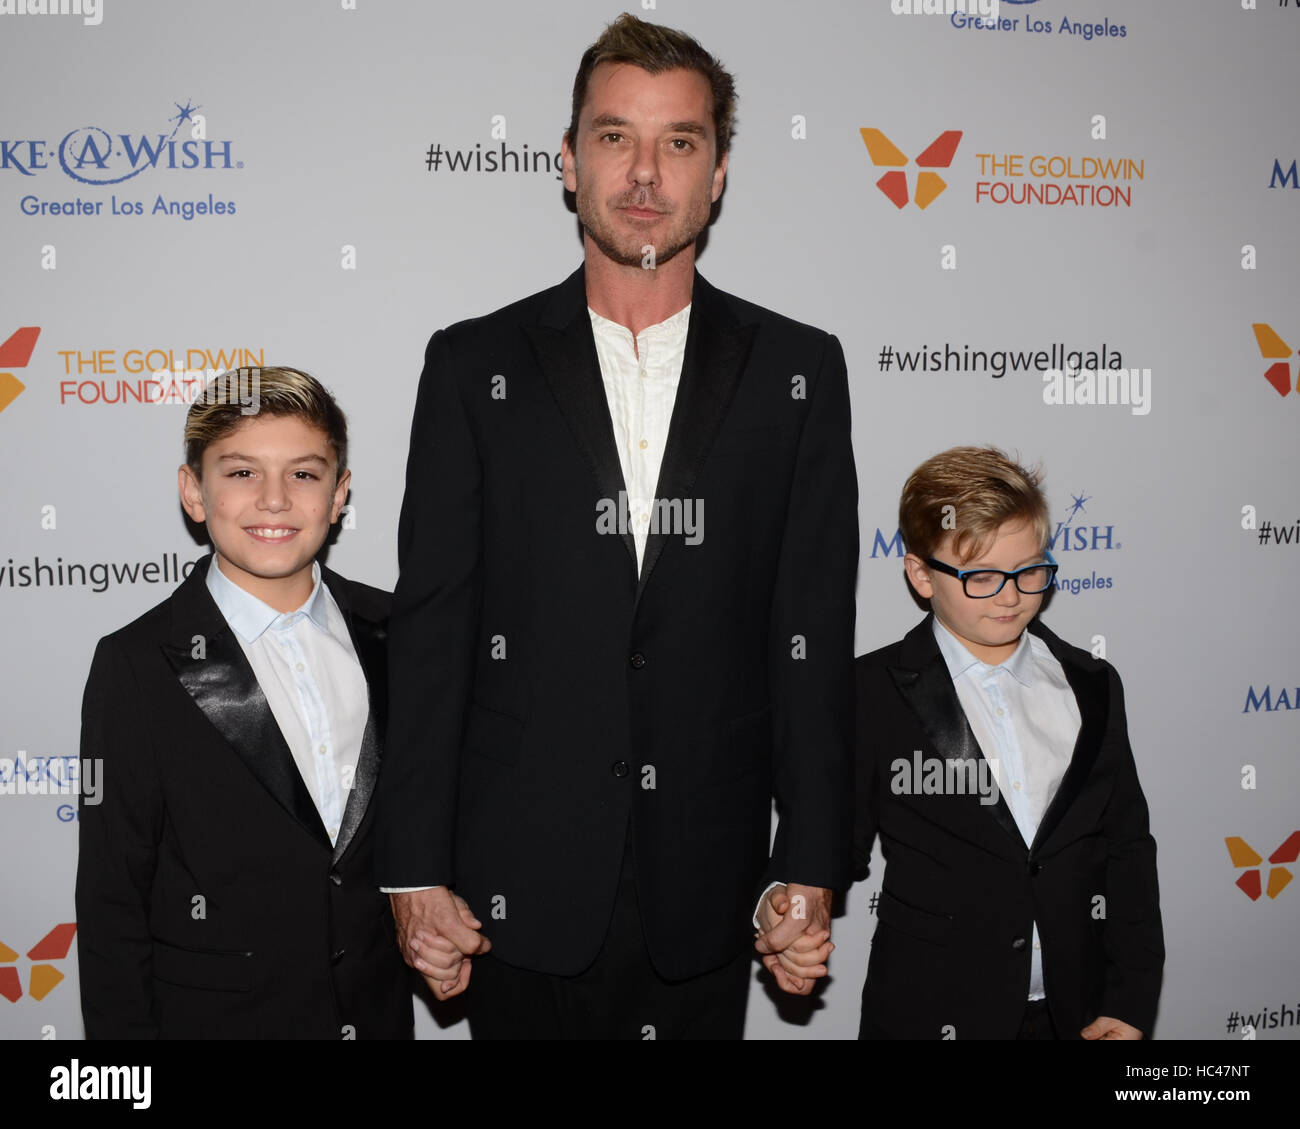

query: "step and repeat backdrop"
left=0, top=0, right=1295, bottom=1042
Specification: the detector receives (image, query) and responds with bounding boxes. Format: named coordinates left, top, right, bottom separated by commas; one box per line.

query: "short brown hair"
left=184, top=366, right=348, bottom=478
left=566, top=13, right=737, bottom=166
left=898, top=446, right=1050, bottom=564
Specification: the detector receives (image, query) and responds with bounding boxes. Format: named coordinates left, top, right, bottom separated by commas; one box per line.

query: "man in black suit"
left=377, top=13, right=858, bottom=1037
left=854, top=446, right=1164, bottom=1040
left=77, top=368, right=412, bottom=1039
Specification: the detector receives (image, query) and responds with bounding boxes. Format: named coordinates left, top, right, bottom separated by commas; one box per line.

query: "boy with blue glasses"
left=854, top=446, right=1163, bottom=1040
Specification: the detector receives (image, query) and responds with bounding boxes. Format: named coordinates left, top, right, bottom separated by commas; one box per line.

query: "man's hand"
left=389, top=887, right=491, bottom=1001
left=753, top=883, right=833, bottom=996
left=1081, top=1016, right=1143, bottom=1040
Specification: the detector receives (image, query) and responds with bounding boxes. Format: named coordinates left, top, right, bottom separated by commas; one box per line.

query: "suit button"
left=629, top=652, right=646, bottom=669
left=1011, top=936, right=1027, bottom=951
left=1028, top=861, right=1042, bottom=876
left=612, top=760, right=629, bottom=778
left=331, top=948, right=346, bottom=965
left=329, top=871, right=342, bottom=886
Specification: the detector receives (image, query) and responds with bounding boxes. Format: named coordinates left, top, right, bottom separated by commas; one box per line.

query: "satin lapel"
left=890, top=618, right=1024, bottom=849
left=1030, top=637, right=1109, bottom=853
left=161, top=561, right=330, bottom=850
left=328, top=573, right=385, bottom=865
left=524, top=269, right=637, bottom=581
left=636, top=274, right=757, bottom=604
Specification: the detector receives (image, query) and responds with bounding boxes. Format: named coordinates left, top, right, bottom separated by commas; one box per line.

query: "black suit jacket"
left=378, top=264, right=859, bottom=981
left=76, top=554, right=413, bottom=1039
left=854, top=615, right=1164, bottom=1039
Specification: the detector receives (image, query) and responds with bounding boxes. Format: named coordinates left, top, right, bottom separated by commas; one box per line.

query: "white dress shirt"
left=932, top=618, right=1081, bottom=1000
left=383, top=303, right=694, bottom=894
left=206, top=556, right=368, bottom=846
left=588, top=303, right=692, bottom=572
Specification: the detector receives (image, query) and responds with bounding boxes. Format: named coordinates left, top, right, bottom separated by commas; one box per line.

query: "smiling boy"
left=854, top=446, right=1164, bottom=1040
left=76, top=367, right=412, bottom=1039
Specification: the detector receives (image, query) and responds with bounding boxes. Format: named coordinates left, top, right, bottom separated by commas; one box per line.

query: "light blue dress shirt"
left=206, top=556, right=368, bottom=845
left=932, top=618, right=1081, bottom=1001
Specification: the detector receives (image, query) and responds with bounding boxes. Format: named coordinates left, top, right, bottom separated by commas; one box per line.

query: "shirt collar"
left=206, top=555, right=330, bottom=643
left=587, top=303, right=692, bottom=344
left=932, top=616, right=1035, bottom=687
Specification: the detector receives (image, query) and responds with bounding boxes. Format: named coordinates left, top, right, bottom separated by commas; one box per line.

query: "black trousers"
left=467, top=830, right=753, bottom=1040
left=858, top=997, right=1060, bottom=1040
left=1016, top=997, right=1059, bottom=1040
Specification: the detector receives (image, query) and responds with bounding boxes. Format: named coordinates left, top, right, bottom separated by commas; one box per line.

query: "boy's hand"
left=1081, top=1016, right=1143, bottom=1040
left=754, top=883, right=834, bottom=995
left=389, top=888, right=490, bottom=1000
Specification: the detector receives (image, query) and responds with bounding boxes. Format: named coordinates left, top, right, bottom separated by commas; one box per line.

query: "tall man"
left=377, top=14, right=858, bottom=1038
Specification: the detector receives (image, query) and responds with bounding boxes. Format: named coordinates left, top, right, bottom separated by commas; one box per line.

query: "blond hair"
left=899, top=446, right=1050, bottom=564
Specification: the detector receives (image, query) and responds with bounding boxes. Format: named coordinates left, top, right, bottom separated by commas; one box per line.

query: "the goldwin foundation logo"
left=1252, top=324, right=1299, bottom=398
left=860, top=128, right=963, bottom=210
left=1225, top=832, right=1300, bottom=901
left=0, top=326, right=40, bottom=414
left=0, top=922, right=77, bottom=1002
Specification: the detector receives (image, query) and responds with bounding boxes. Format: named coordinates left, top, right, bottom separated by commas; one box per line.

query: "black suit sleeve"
left=851, top=659, right=880, bottom=883
left=75, top=636, right=163, bottom=1039
left=376, top=328, right=482, bottom=888
left=765, top=333, right=859, bottom=891
left=1097, top=664, right=1165, bottom=1034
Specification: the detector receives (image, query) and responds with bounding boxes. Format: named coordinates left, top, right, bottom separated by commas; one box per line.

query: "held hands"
left=753, top=883, right=834, bottom=996
left=389, top=887, right=491, bottom=1001
left=1081, top=1016, right=1143, bottom=1040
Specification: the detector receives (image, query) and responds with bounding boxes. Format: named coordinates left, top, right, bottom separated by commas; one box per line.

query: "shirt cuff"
left=380, top=885, right=442, bottom=893
left=753, top=880, right=785, bottom=929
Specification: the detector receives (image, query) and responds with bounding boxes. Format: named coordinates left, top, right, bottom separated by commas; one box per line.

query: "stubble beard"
left=576, top=181, right=711, bottom=269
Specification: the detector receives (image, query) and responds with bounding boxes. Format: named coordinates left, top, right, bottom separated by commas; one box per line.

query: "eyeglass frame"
left=922, top=549, right=1059, bottom=598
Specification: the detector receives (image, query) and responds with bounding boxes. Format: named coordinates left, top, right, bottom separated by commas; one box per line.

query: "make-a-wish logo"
left=1049, top=491, right=1121, bottom=553
left=1048, top=491, right=1119, bottom=594
left=868, top=526, right=904, bottom=559
left=1, top=100, right=240, bottom=185
left=1243, top=685, right=1299, bottom=713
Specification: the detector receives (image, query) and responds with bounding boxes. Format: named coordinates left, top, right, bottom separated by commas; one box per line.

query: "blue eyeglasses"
left=924, top=550, right=1059, bottom=598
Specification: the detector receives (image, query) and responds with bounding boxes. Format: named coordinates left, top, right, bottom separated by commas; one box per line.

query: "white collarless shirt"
left=932, top=618, right=1081, bottom=1000
left=384, top=302, right=694, bottom=895
left=588, top=303, right=692, bottom=572
left=206, top=556, right=369, bottom=846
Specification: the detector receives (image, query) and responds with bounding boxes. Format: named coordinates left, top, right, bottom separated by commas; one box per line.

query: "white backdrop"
left=1, top=0, right=1296, bottom=1041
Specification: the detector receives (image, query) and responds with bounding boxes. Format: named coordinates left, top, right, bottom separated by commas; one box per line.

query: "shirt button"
left=629, top=652, right=647, bottom=669
left=639, top=439, right=648, bottom=450
left=1033, top=939, right=1041, bottom=950
left=639, top=369, right=647, bottom=379
left=1013, top=780, right=1022, bottom=791
left=296, top=663, right=306, bottom=673
left=995, top=707, right=1005, bottom=717
left=611, top=761, right=630, bottom=778
left=319, top=744, right=328, bottom=755
left=639, top=513, right=649, bottom=525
